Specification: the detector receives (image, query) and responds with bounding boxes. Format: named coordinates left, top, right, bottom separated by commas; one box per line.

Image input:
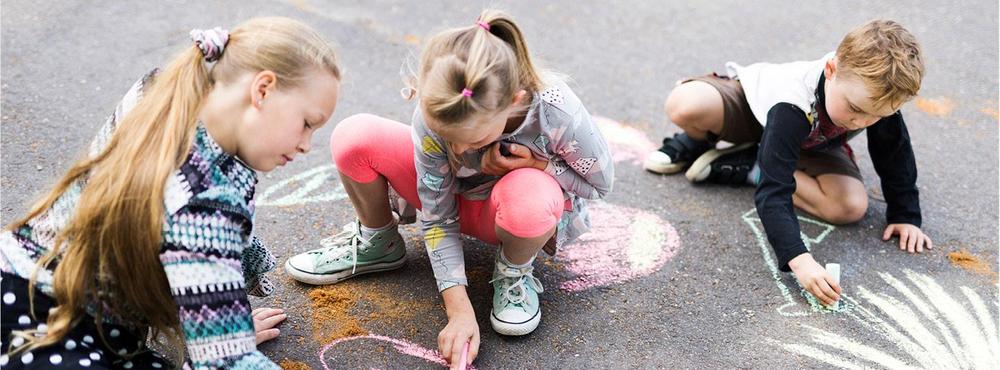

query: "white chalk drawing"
left=774, top=269, right=999, bottom=369
left=741, top=208, right=850, bottom=316
left=257, top=164, right=349, bottom=207
left=557, top=201, right=681, bottom=292
left=319, top=334, right=478, bottom=370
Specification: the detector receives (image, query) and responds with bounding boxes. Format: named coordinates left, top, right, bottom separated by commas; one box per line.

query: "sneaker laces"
left=490, top=263, right=543, bottom=307
left=314, top=221, right=373, bottom=274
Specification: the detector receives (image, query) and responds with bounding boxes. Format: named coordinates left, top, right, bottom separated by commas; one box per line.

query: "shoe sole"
left=490, top=309, right=541, bottom=336
left=685, top=142, right=756, bottom=182
left=284, top=255, right=406, bottom=286
left=643, top=157, right=689, bottom=175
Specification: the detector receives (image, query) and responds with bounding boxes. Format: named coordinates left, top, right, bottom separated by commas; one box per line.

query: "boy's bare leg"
left=791, top=171, right=868, bottom=225
left=664, top=81, right=726, bottom=140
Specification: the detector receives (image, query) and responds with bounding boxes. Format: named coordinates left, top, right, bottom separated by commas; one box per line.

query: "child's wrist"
left=441, top=286, right=473, bottom=318
left=787, top=253, right=814, bottom=271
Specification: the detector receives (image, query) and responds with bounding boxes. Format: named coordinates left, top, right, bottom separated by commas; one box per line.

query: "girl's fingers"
left=256, top=308, right=284, bottom=319
left=255, top=328, right=280, bottom=345
left=468, top=333, right=480, bottom=365
left=259, top=313, right=287, bottom=329
left=926, top=235, right=934, bottom=250
left=907, top=231, right=918, bottom=253
left=440, top=334, right=453, bottom=364
left=258, top=307, right=284, bottom=316
left=450, top=337, right=465, bottom=369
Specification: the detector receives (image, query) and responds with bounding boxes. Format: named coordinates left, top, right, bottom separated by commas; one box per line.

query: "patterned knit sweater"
left=0, top=71, right=279, bottom=369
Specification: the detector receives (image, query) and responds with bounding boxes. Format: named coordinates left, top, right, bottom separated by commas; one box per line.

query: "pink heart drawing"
left=557, top=201, right=681, bottom=292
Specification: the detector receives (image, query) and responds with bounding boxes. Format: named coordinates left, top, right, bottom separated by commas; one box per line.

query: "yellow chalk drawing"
left=422, top=136, right=444, bottom=156
left=425, top=226, right=445, bottom=250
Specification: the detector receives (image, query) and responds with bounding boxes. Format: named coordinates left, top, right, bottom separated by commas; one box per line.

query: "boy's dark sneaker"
left=643, top=133, right=714, bottom=174
left=685, top=143, right=758, bottom=186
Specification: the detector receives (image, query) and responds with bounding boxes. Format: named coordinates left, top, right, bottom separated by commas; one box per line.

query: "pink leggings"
left=330, top=114, right=564, bottom=244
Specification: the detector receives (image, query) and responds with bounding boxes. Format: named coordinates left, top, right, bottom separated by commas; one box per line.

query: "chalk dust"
left=914, top=97, right=955, bottom=117
left=980, top=107, right=999, bottom=121
left=307, top=281, right=436, bottom=344
left=946, top=249, right=998, bottom=282
left=279, top=359, right=313, bottom=370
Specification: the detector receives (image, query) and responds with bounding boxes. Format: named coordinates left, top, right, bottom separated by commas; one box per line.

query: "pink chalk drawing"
left=556, top=200, right=681, bottom=292
left=319, top=334, right=478, bottom=370
left=592, top=116, right=657, bottom=166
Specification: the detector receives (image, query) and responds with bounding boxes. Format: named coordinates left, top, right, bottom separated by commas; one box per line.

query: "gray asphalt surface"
left=2, top=1, right=998, bottom=369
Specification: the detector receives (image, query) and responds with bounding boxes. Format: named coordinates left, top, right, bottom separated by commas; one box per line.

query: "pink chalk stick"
left=459, top=342, right=470, bottom=369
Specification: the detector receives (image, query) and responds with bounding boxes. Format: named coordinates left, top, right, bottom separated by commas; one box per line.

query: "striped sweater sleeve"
left=160, top=201, right=279, bottom=370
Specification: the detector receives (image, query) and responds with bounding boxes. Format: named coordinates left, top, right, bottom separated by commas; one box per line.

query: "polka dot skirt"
left=1, top=273, right=174, bottom=369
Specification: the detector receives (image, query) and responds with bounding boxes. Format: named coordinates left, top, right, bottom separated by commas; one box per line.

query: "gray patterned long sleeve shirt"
left=411, top=81, right=615, bottom=291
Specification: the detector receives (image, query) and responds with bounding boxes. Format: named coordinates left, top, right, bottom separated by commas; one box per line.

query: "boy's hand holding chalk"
left=788, top=253, right=842, bottom=306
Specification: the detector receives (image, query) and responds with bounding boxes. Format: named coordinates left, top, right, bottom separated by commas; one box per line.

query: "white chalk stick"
left=826, top=263, right=841, bottom=310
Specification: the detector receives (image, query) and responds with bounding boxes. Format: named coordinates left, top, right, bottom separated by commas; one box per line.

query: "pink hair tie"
left=476, top=21, right=490, bottom=31
left=461, top=88, right=474, bottom=98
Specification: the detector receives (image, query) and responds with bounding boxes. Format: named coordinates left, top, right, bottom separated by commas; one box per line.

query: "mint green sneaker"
left=284, top=219, right=406, bottom=285
left=489, top=259, right=544, bottom=336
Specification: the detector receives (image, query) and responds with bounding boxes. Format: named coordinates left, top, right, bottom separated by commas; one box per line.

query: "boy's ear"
left=824, top=58, right=837, bottom=80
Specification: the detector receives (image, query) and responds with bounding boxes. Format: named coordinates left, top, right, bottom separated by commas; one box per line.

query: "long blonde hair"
left=8, top=16, right=339, bottom=356
left=413, top=9, right=547, bottom=168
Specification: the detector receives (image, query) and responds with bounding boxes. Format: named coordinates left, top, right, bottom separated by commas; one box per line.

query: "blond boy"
left=644, top=20, right=931, bottom=304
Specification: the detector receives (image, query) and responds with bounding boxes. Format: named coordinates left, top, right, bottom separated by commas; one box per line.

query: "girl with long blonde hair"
left=1, top=17, right=340, bottom=369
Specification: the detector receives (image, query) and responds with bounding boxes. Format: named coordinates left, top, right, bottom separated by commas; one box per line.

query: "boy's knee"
left=665, top=87, right=709, bottom=129
left=827, top=195, right=868, bottom=224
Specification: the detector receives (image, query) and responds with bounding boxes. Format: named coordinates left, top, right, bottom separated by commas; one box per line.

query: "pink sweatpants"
left=330, top=114, right=564, bottom=244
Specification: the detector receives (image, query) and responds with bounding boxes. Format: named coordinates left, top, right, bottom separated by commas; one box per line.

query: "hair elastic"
left=189, top=27, right=230, bottom=62
left=461, top=88, right=474, bottom=98
left=476, top=21, right=490, bottom=31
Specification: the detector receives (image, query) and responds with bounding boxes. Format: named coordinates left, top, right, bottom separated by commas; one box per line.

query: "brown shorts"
left=682, top=73, right=863, bottom=181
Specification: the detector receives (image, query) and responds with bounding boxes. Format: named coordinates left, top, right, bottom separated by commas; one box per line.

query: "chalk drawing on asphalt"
left=741, top=208, right=853, bottom=316
left=319, top=334, right=477, bottom=370
left=774, top=269, right=998, bottom=369
left=556, top=200, right=681, bottom=292
left=257, top=164, right=349, bottom=207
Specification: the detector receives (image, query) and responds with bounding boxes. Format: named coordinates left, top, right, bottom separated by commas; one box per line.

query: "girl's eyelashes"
left=304, top=120, right=313, bottom=130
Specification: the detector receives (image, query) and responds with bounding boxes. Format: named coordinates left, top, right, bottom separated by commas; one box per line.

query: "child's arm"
left=755, top=103, right=841, bottom=304
left=160, top=203, right=279, bottom=369
left=755, top=103, right=814, bottom=270
left=540, top=106, right=615, bottom=200
left=412, top=111, right=480, bottom=368
left=867, top=112, right=931, bottom=252
left=411, top=112, right=467, bottom=292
